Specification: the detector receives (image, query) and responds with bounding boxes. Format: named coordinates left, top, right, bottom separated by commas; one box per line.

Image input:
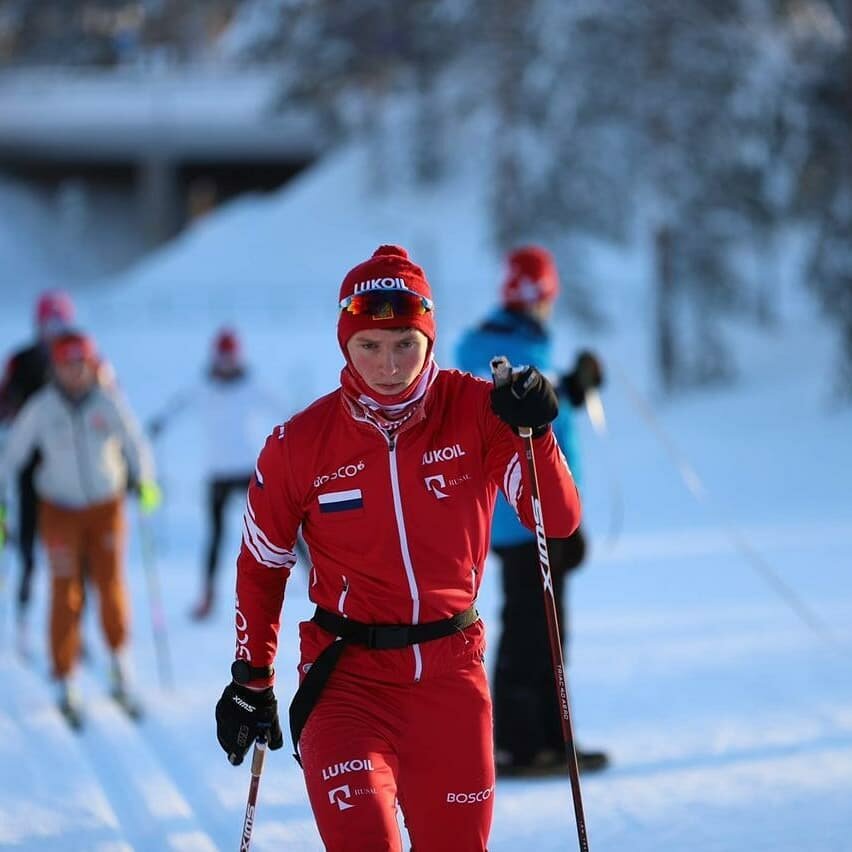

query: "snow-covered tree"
left=150, top=0, right=852, bottom=395
left=474, top=0, right=799, bottom=389
left=784, top=0, right=852, bottom=396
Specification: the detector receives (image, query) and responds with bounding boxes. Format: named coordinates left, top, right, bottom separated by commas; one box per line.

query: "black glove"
left=560, top=351, right=604, bottom=408
left=491, top=366, right=559, bottom=437
left=215, top=682, right=284, bottom=765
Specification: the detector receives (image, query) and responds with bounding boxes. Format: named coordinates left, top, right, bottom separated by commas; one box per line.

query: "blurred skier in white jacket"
left=148, top=327, right=288, bottom=620
left=0, top=330, right=159, bottom=726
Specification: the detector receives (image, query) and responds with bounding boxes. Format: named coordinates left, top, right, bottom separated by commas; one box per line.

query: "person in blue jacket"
left=456, top=244, right=608, bottom=777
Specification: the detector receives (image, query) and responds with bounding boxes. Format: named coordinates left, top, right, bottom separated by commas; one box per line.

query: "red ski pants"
left=299, top=657, right=495, bottom=851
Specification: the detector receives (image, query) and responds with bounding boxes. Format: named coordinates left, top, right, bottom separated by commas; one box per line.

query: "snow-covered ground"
left=0, top=143, right=850, bottom=851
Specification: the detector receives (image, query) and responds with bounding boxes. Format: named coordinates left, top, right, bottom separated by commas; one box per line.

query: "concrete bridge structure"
left=0, top=67, right=323, bottom=250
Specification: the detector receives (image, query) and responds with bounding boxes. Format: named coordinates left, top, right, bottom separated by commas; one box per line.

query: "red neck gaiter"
left=340, top=357, right=438, bottom=433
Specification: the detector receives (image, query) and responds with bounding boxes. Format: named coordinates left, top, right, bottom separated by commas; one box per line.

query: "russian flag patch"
left=318, top=489, right=364, bottom=513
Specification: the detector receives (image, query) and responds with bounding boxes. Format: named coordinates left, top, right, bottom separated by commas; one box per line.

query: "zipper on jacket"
left=71, top=406, right=96, bottom=504
left=348, top=415, right=426, bottom=683
left=385, top=431, right=423, bottom=682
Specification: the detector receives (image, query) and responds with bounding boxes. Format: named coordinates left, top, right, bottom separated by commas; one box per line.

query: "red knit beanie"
left=50, top=330, right=97, bottom=366
left=501, top=245, right=560, bottom=307
left=337, top=245, right=436, bottom=353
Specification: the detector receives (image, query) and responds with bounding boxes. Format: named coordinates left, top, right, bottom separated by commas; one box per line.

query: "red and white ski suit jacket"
left=234, top=368, right=581, bottom=688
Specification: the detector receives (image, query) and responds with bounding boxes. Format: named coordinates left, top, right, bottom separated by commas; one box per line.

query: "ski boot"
left=109, top=653, right=144, bottom=721
left=496, top=746, right=610, bottom=778
left=57, top=679, right=84, bottom=731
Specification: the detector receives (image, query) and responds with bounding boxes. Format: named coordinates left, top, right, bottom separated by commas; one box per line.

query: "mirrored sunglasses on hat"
left=339, top=289, right=434, bottom=320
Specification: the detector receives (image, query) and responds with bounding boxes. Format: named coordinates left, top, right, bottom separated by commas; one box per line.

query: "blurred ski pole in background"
left=0, top=512, right=8, bottom=650
left=138, top=511, right=174, bottom=689
left=583, top=387, right=624, bottom=552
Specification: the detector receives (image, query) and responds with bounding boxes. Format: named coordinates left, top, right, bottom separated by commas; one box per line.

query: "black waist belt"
left=289, top=604, right=480, bottom=765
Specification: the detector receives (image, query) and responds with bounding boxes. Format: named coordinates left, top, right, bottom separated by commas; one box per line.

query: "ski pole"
left=0, top=537, right=9, bottom=651
left=583, top=387, right=624, bottom=552
left=137, top=512, right=174, bottom=689
left=239, top=736, right=268, bottom=852
left=491, top=357, right=591, bottom=852
left=0, top=505, right=17, bottom=650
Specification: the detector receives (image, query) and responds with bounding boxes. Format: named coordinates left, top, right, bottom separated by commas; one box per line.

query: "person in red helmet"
left=215, top=245, right=581, bottom=851
left=147, top=327, right=292, bottom=621
left=0, top=330, right=160, bottom=727
left=0, top=290, right=76, bottom=653
left=458, top=245, right=608, bottom=777
left=147, top=327, right=289, bottom=620
left=35, top=291, right=76, bottom=338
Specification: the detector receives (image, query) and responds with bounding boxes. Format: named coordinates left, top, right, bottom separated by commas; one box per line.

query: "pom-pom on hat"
left=501, top=245, right=560, bottom=307
left=337, top=245, right=436, bottom=352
